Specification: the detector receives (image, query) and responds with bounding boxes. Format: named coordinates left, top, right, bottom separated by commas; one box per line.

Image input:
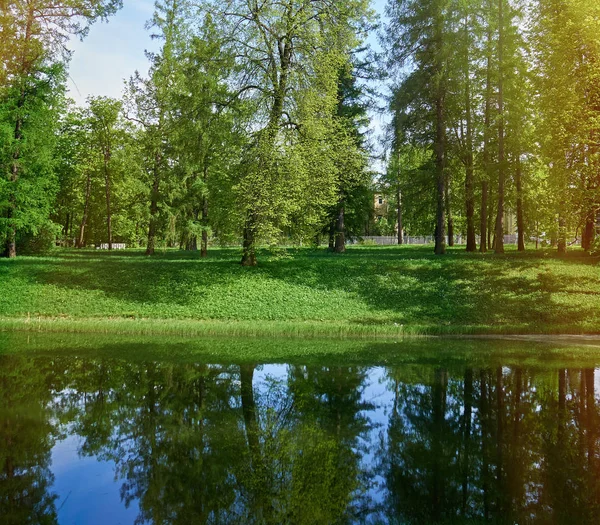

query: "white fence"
left=354, top=235, right=519, bottom=246
left=96, top=243, right=127, bottom=250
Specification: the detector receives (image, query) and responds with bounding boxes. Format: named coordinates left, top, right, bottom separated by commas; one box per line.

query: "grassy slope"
left=0, top=245, right=599, bottom=337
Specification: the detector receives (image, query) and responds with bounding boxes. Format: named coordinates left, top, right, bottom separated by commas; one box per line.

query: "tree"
left=170, top=13, right=244, bottom=257
left=0, top=63, right=65, bottom=256
left=447, top=0, right=482, bottom=252
left=328, top=63, right=371, bottom=253
left=207, top=0, right=372, bottom=265
left=124, top=0, right=192, bottom=256
left=53, top=98, right=146, bottom=249
left=85, top=97, right=123, bottom=250
left=0, top=0, right=122, bottom=257
left=385, top=0, right=453, bottom=255
left=533, top=0, right=600, bottom=255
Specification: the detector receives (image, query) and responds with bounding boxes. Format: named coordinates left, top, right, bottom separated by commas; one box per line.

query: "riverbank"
left=1, top=246, right=599, bottom=337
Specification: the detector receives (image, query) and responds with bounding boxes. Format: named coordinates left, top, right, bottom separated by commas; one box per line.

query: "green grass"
left=0, top=245, right=599, bottom=337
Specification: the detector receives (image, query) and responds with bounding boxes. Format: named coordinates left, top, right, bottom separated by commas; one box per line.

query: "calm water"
left=2, top=334, right=600, bottom=524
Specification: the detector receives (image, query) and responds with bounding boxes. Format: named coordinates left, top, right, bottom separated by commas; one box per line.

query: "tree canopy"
left=1, top=0, right=598, bottom=260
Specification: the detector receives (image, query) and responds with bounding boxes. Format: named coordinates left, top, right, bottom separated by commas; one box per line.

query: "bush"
left=16, top=223, right=61, bottom=255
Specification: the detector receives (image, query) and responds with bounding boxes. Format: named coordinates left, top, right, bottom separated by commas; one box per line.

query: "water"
left=2, top=333, right=600, bottom=524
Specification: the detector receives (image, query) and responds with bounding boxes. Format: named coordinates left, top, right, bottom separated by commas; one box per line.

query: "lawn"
left=0, top=245, right=599, bottom=337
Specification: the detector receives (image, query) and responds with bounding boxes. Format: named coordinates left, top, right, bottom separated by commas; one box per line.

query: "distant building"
left=374, top=193, right=389, bottom=221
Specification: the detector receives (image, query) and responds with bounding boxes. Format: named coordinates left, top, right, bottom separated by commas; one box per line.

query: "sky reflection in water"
left=2, top=336, right=600, bottom=524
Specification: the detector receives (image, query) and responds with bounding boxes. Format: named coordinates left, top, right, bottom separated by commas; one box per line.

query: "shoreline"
left=1, top=316, right=600, bottom=341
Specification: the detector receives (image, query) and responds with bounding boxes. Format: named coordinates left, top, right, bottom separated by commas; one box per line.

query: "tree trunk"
left=2, top=8, right=34, bottom=259
left=481, top=0, right=493, bottom=254
left=464, top=16, right=476, bottom=253
left=397, top=186, right=403, bottom=245
left=488, top=188, right=494, bottom=250
left=201, top=165, right=209, bottom=258
left=516, top=152, right=525, bottom=251
left=328, top=220, right=335, bottom=250
left=462, top=368, right=473, bottom=515
left=334, top=204, right=346, bottom=253
left=4, top=102, right=23, bottom=259
left=480, top=370, right=490, bottom=520
left=446, top=183, right=454, bottom=247
left=585, top=369, right=595, bottom=472
left=496, top=366, right=505, bottom=513
left=103, top=154, right=113, bottom=251
left=434, top=12, right=446, bottom=256
left=77, top=170, right=92, bottom=248
left=201, top=224, right=208, bottom=257
left=146, top=202, right=158, bottom=255
left=241, top=217, right=257, bottom=266
left=3, top=212, right=16, bottom=258
left=582, top=211, right=595, bottom=251
left=240, top=364, right=261, bottom=461
left=465, top=153, right=476, bottom=252
left=510, top=368, right=524, bottom=509
left=434, top=92, right=446, bottom=255
left=240, top=364, right=272, bottom=519
left=558, top=368, right=566, bottom=439
left=494, top=0, right=506, bottom=254
left=557, top=214, right=567, bottom=255
left=63, top=212, right=70, bottom=241
left=480, top=181, right=488, bottom=252
left=432, top=368, right=447, bottom=521
left=146, top=156, right=160, bottom=256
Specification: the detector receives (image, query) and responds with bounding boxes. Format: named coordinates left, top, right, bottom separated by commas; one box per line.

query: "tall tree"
left=125, top=0, right=186, bottom=255
left=480, top=0, right=496, bottom=253
left=331, top=63, right=371, bottom=253
left=494, top=0, right=506, bottom=254
left=208, top=0, right=372, bottom=265
left=86, top=97, right=122, bottom=250
left=533, top=0, right=600, bottom=255
left=0, top=0, right=122, bottom=257
left=171, top=13, right=243, bottom=257
left=385, top=0, right=452, bottom=255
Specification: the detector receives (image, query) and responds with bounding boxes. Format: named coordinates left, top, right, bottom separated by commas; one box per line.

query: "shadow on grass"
left=261, top=250, right=599, bottom=328
left=2, top=246, right=599, bottom=330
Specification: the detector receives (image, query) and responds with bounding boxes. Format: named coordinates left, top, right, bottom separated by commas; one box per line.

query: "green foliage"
left=384, top=0, right=599, bottom=254
left=3, top=0, right=599, bottom=261
left=532, top=0, right=600, bottom=250
left=0, top=63, right=66, bottom=251
left=53, top=97, right=146, bottom=247
left=0, top=0, right=123, bottom=257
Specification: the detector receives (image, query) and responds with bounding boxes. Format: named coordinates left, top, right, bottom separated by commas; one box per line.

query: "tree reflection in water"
left=2, top=354, right=600, bottom=524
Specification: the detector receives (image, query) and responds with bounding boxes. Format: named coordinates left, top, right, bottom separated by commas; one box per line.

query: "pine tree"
left=384, top=0, right=453, bottom=254
left=0, top=0, right=121, bottom=257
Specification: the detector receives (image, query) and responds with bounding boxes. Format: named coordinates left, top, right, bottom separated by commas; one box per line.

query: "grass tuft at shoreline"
left=1, top=245, right=599, bottom=338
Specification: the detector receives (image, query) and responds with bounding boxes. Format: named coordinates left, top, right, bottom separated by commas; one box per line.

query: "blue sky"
left=67, top=1, right=156, bottom=104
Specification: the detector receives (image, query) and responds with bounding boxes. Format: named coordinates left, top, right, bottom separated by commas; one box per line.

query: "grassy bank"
left=3, top=331, right=600, bottom=367
left=1, top=245, right=599, bottom=337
